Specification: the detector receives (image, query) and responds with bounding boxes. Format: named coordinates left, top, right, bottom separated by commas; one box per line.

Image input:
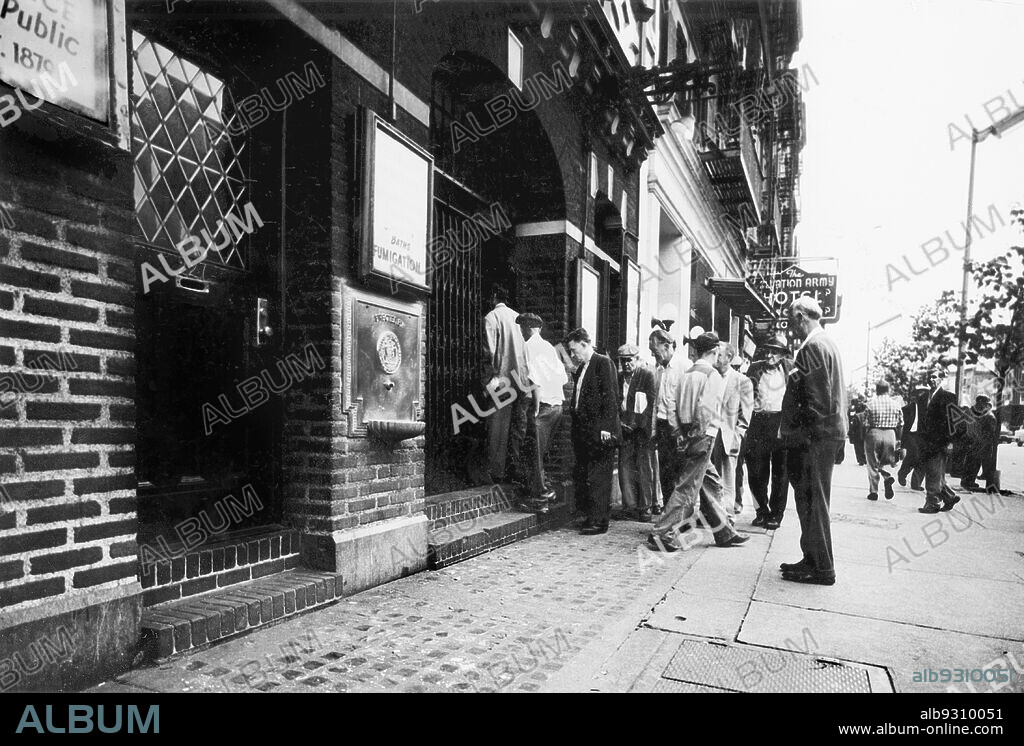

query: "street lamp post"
left=955, top=107, right=1024, bottom=403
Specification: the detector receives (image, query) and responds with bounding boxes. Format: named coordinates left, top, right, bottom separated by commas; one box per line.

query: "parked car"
left=999, top=427, right=1013, bottom=444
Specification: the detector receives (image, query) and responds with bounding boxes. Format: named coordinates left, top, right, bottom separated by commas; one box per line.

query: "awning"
left=705, top=277, right=774, bottom=318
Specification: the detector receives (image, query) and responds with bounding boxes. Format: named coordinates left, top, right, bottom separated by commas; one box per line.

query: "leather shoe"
left=651, top=504, right=663, bottom=515
left=580, top=523, right=608, bottom=535
left=941, top=495, right=961, bottom=512
left=780, top=558, right=811, bottom=572
left=883, top=478, right=895, bottom=500
left=782, top=568, right=835, bottom=586
left=918, top=505, right=941, bottom=514
left=751, top=515, right=768, bottom=527
left=867, top=493, right=878, bottom=501
left=647, top=533, right=680, bottom=552
left=764, top=518, right=780, bottom=530
left=897, top=475, right=907, bottom=486
left=717, top=533, right=749, bottom=547
left=639, top=511, right=653, bottom=522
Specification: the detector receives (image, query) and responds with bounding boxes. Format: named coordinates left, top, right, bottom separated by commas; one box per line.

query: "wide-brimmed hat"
left=761, top=335, right=789, bottom=351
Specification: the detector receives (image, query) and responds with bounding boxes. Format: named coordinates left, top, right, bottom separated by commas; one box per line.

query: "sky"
left=792, top=0, right=1024, bottom=385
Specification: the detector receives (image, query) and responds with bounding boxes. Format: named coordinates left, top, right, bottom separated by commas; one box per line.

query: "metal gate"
left=425, top=172, right=491, bottom=495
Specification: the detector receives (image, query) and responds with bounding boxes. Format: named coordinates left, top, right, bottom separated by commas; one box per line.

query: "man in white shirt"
left=897, top=384, right=930, bottom=491
left=481, top=285, right=527, bottom=485
left=516, top=313, right=568, bottom=512
left=648, top=330, right=749, bottom=552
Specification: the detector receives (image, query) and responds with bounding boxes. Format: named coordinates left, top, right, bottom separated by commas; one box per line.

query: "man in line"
left=848, top=399, right=867, bottom=466
left=960, top=394, right=999, bottom=493
left=779, top=297, right=847, bottom=586
left=917, top=369, right=962, bottom=514
left=863, top=380, right=903, bottom=501
left=713, top=343, right=753, bottom=521
left=516, top=313, right=568, bottom=513
left=481, top=284, right=526, bottom=485
left=566, top=328, right=620, bottom=535
left=731, top=354, right=750, bottom=514
left=617, top=344, right=660, bottom=521
left=897, top=385, right=929, bottom=491
left=647, top=331, right=749, bottom=552
left=744, top=336, right=793, bottom=530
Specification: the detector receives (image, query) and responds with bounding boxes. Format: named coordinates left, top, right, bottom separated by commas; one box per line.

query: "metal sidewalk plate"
left=660, top=638, right=877, bottom=693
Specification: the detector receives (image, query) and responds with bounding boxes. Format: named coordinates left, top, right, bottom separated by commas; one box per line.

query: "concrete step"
left=425, top=484, right=515, bottom=530
left=427, top=502, right=570, bottom=569
left=140, top=569, right=344, bottom=662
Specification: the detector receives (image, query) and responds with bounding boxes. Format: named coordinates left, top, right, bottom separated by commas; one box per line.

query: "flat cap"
left=515, top=312, right=543, bottom=328
left=617, top=343, right=640, bottom=358
left=761, top=334, right=789, bottom=351
left=691, top=331, right=720, bottom=355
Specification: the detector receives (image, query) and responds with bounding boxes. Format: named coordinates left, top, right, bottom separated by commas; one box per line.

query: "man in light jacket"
left=481, top=284, right=527, bottom=485
left=712, top=342, right=753, bottom=518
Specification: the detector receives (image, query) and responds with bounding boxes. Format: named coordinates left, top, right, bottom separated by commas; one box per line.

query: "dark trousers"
left=572, top=432, right=615, bottom=526
left=787, top=439, right=843, bottom=576
left=897, top=433, right=925, bottom=489
left=526, top=403, right=563, bottom=499
left=745, top=411, right=788, bottom=522
left=923, top=449, right=957, bottom=509
left=961, top=442, right=996, bottom=487
left=852, top=436, right=866, bottom=465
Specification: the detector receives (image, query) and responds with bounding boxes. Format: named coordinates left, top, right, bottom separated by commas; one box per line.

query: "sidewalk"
left=91, top=447, right=1024, bottom=694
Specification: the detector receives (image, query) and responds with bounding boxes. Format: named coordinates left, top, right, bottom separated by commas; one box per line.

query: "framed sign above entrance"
left=359, top=108, right=434, bottom=293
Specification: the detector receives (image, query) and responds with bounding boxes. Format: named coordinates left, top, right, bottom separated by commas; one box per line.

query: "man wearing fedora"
left=743, top=335, right=794, bottom=529
left=516, top=312, right=568, bottom=512
left=647, top=331, right=749, bottom=552
left=617, top=343, right=660, bottom=521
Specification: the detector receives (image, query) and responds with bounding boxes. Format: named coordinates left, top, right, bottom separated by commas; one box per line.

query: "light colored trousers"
left=654, top=433, right=737, bottom=545
left=619, top=432, right=661, bottom=512
left=711, top=437, right=739, bottom=507
left=865, top=428, right=897, bottom=494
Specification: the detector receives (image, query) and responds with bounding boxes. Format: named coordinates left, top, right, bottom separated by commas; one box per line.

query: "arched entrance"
left=425, top=52, right=566, bottom=495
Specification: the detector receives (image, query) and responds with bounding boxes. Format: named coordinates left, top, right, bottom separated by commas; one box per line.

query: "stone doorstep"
left=427, top=503, right=570, bottom=569
left=139, top=570, right=344, bottom=662
left=425, top=484, right=516, bottom=530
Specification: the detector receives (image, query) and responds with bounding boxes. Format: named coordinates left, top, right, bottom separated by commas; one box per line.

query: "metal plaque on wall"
left=352, top=297, right=422, bottom=427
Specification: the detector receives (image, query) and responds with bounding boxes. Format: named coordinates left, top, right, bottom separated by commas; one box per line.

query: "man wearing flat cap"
left=617, top=343, right=660, bottom=521
left=648, top=330, right=749, bottom=551
left=516, top=312, right=568, bottom=511
left=743, top=334, right=794, bottom=529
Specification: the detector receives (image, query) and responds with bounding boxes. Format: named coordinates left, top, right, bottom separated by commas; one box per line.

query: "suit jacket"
left=746, top=357, right=795, bottom=412
left=572, top=352, right=620, bottom=451
left=780, top=329, right=848, bottom=444
left=719, top=367, right=754, bottom=453
left=481, top=303, right=525, bottom=384
left=918, top=388, right=959, bottom=456
left=901, top=397, right=926, bottom=437
left=618, top=365, right=656, bottom=438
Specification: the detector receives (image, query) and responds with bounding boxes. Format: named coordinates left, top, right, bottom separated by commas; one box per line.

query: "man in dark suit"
left=566, top=328, right=620, bottom=535
left=617, top=344, right=659, bottom=521
left=744, top=336, right=794, bottom=529
left=917, top=369, right=962, bottom=514
left=779, top=297, right=847, bottom=586
left=897, top=384, right=930, bottom=491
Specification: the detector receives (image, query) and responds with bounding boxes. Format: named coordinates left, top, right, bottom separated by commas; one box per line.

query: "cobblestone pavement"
left=92, top=518, right=710, bottom=694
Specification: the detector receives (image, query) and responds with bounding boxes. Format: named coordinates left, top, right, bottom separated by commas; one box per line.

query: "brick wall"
left=0, top=122, right=138, bottom=616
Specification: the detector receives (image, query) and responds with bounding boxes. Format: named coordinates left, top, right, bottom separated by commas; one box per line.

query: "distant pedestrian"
left=616, top=344, right=660, bottom=521
left=744, top=335, right=793, bottom=530
left=647, top=331, right=749, bottom=552
left=566, top=328, right=620, bottom=535
left=960, top=394, right=998, bottom=493
left=916, top=369, right=961, bottom=514
left=779, top=297, right=847, bottom=586
left=863, top=380, right=903, bottom=501
left=516, top=313, right=568, bottom=512
left=481, top=285, right=526, bottom=485
left=848, top=400, right=867, bottom=465
left=712, top=343, right=753, bottom=520
left=897, top=385, right=930, bottom=491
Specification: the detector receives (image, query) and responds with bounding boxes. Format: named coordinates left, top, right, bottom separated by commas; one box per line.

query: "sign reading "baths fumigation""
left=0, top=0, right=109, bottom=121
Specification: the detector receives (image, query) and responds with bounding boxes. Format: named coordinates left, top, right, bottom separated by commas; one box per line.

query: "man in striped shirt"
left=864, top=380, right=903, bottom=501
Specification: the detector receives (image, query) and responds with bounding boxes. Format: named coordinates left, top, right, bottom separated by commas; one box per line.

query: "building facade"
left=0, top=0, right=668, bottom=691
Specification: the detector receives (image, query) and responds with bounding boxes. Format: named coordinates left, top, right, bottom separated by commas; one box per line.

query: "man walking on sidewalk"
left=863, top=380, right=903, bottom=501
left=744, top=336, right=793, bottom=530
left=779, top=297, right=847, bottom=586
left=917, top=369, right=963, bottom=514
left=647, top=332, right=749, bottom=552
left=897, top=385, right=930, bottom=491
left=617, top=344, right=660, bottom=521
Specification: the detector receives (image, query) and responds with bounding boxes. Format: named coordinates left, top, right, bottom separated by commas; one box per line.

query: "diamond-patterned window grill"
left=131, top=32, right=249, bottom=271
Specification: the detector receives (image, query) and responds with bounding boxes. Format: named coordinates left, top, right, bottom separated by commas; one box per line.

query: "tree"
left=872, top=292, right=959, bottom=401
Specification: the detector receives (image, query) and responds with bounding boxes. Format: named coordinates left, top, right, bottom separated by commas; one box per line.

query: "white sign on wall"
left=361, top=109, right=433, bottom=292
left=0, top=0, right=110, bottom=121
